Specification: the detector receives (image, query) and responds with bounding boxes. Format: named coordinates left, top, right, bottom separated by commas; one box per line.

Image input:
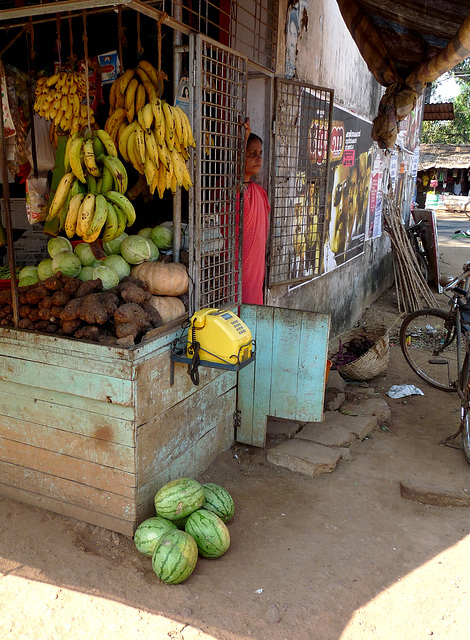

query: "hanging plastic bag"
left=25, top=114, right=55, bottom=172
left=25, top=171, right=50, bottom=224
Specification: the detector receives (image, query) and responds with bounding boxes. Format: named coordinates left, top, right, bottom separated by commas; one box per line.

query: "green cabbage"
left=78, top=266, right=95, bottom=282
left=93, top=265, right=120, bottom=290
left=18, top=265, right=38, bottom=281
left=103, top=232, right=128, bottom=255
left=102, top=254, right=131, bottom=281
left=51, top=250, right=82, bottom=277
left=150, top=224, right=173, bottom=250
left=120, top=235, right=151, bottom=264
left=37, top=258, right=54, bottom=281
left=146, top=239, right=160, bottom=261
left=74, top=242, right=96, bottom=266
left=19, top=276, right=39, bottom=287
left=47, top=236, right=73, bottom=258
left=137, top=227, right=153, bottom=239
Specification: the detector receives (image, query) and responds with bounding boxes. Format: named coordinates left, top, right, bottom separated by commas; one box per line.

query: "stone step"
left=266, top=440, right=343, bottom=477
left=294, top=422, right=357, bottom=448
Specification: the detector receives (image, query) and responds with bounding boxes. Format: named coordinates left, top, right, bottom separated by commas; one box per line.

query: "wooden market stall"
left=0, top=0, right=330, bottom=536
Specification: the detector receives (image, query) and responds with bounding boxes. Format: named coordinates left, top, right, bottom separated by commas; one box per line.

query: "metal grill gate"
left=268, top=79, right=334, bottom=286
left=190, top=35, right=247, bottom=312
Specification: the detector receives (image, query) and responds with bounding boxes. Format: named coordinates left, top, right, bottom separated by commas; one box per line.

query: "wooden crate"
left=0, top=323, right=236, bottom=536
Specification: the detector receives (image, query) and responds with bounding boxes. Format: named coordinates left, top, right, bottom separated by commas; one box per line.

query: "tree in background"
left=421, top=59, right=470, bottom=143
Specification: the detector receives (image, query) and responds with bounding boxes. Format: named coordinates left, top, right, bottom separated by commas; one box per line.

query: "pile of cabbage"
left=17, top=224, right=173, bottom=291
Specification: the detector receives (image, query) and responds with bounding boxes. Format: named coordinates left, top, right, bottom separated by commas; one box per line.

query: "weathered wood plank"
left=0, top=483, right=135, bottom=537
left=136, top=347, right=235, bottom=424
left=296, top=312, right=330, bottom=422
left=0, top=383, right=135, bottom=447
left=0, top=416, right=135, bottom=472
left=269, top=307, right=301, bottom=419
left=0, top=460, right=136, bottom=521
left=0, top=437, right=136, bottom=496
left=0, top=354, right=134, bottom=405
left=136, top=413, right=234, bottom=523
left=238, top=304, right=272, bottom=447
left=0, top=379, right=135, bottom=423
left=136, top=374, right=236, bottom=488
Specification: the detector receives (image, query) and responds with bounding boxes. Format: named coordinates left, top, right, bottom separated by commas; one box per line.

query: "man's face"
left=245, top=139, right=263, bottom=179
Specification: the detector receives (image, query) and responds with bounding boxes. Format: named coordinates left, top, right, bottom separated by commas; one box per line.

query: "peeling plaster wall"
left=269, top=0, right=394, bottom=337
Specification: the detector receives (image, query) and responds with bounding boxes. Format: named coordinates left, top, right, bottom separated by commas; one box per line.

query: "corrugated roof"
left=423, top=102, right=454, bottom=121
left=418, top=143, right=470, bottom=170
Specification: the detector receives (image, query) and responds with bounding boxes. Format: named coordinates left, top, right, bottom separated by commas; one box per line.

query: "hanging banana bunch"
left=46, top=129, right=135, bottom=244
left=106, top=59, right=195, bottom=199
left=33, top=71, right=96, bottom=138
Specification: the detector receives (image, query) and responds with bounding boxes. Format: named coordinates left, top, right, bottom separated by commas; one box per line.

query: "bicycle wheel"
left=400, top=308, right=462, bottom=391
left=460, top=354, right=470, bottom=464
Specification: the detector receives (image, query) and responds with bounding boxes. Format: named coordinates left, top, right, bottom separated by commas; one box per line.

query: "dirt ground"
left=2, top=212, right=470, bottom=640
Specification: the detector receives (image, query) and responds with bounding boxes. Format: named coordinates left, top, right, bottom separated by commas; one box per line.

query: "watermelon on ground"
left=152, top=529, right=198, bottom=584
left=185, top=508, right=230, bottom=558
left=134, top=516, right=177, bottom=557
left=202, top=482, right=235, bottom=523
left=154, top=478, right=204, bottom=520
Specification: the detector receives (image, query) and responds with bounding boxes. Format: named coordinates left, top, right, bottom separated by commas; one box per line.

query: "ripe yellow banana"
left=156, top=162, right=167, bottom=199
left=135, top=84, right=146, bottom=116
left=135, top=66, right=152, bottom=86
left=104, top=190, right=136, bottom=227
left=46, top=73, right=60, bottom=87
left=83, top=138, right=101, bottom=177
left=65, top=193, right=85, bottom=238
left=118, top=69, right=135, bottom=95
left=58, top=177, right=79, bottom=230
left=182, top=163, right=193, bottom=190
left=83, top=194, right=108, bottom=243
left=76, top=193, right=96, bottom=237
left=144, top=129, right=159, bottom=167
left=170, top=148, right=184, bottom=186
left=118, top=121, right=138, bottom=162
left=178, top=108, right=196, bottom=147
left=101, top=200, right=119, bottom=243
left=64, top=132, right=79, bottom=172
left=151, top=98, right=165, bottom=146
left=47, top=172, right=75, bottom=221
left=137, top=60, right=161, bottom=89
left=157, top=142, right=172, bottom=173
left=162, top=102, right=176, bottom=151
left=125, top=77, right=139, bottom=123
left=104, top=109, right=128, bottom=140
left=109, top=78, right=118, bottom=113
left=95, top=129, right=118, bottom=157
left=69, top=137, right=86, bottom=183
left=126, top=131, right=145, bottom=175
left=144, top=155, right=157, bottom=187
left=141, top=102, right=154, bottom=130
left=134, top=123, right=147, bottom=165
left=172, top=106, right=185, bottom=147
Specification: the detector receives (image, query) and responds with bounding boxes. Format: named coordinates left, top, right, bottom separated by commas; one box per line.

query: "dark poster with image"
left=323, top=105, right=374, bottom=272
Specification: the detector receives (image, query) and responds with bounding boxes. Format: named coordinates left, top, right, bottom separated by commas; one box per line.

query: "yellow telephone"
left=187, top=308, right=253, bottom=365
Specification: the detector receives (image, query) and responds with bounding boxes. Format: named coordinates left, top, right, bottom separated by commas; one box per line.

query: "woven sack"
left=329, top=325, right=389, bottom=381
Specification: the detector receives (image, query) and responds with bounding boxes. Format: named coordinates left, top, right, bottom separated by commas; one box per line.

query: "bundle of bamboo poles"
left=383, top=192, right=437, bottom=313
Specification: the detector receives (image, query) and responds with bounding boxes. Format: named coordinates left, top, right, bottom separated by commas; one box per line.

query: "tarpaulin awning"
left=336, top=0, right=470, bottom=148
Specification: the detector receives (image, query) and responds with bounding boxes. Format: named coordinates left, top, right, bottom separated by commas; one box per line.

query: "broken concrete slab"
left=399, top=481, right=470, bottom=507
left=266, top=417, right=302, bottom=439
left=304, top=410, right=378, bottom=440
left=295, top=422, right=357, bottom=448
left=326, top=370, right=345, bottom=392
left=340, top=397, right=391, bottom=425
left=324, top=390, right=346, bottom=412
left=266, top=439, right=342, bottom=477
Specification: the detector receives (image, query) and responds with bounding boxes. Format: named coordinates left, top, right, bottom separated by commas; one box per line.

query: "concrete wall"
left=267, top=0, right=397, bottom=337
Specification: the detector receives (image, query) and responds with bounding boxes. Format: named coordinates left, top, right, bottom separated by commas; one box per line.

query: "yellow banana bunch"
left=107, top=61, right=195, bottom=199
left=34, top=70, right=95, bottom=137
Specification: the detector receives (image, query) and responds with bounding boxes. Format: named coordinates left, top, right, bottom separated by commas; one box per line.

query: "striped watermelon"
left=185, top=508, right=230, bottom=558
left=202, top=482, right=235, bottom=523
left=154, top=478, right=204, bottom=521
left=134, top=516, right=177, bottom=557
left=152, top=529, right=198, bottom=584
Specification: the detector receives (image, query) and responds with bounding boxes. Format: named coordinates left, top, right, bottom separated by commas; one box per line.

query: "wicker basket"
left=328, top=325, right=390, bottom=381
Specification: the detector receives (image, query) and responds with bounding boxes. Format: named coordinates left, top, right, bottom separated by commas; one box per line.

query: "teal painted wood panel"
left=238, top=305, right=330, bottom=447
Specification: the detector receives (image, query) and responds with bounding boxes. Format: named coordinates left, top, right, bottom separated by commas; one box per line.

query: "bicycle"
left=399, top=262, right=470, bottom=463
left=406, top=218, right=429, bottom=282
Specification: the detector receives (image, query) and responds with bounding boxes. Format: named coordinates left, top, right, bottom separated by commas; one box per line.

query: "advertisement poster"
left=367, top=157, right=384, bottom=239
left=323, top=105, right=374, bottom=272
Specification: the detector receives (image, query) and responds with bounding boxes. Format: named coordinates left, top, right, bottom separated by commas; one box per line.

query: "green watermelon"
left=133, top=516, right=177, bottom=557
left=202, top=482, right=235, bottom=523
left=154, top=478, right=204, bottom=521
left=185, top=508, right=230, bottom=558
left=152, top=529, right=198, bottom=584
left=172, top=515, right=189, bottom=530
